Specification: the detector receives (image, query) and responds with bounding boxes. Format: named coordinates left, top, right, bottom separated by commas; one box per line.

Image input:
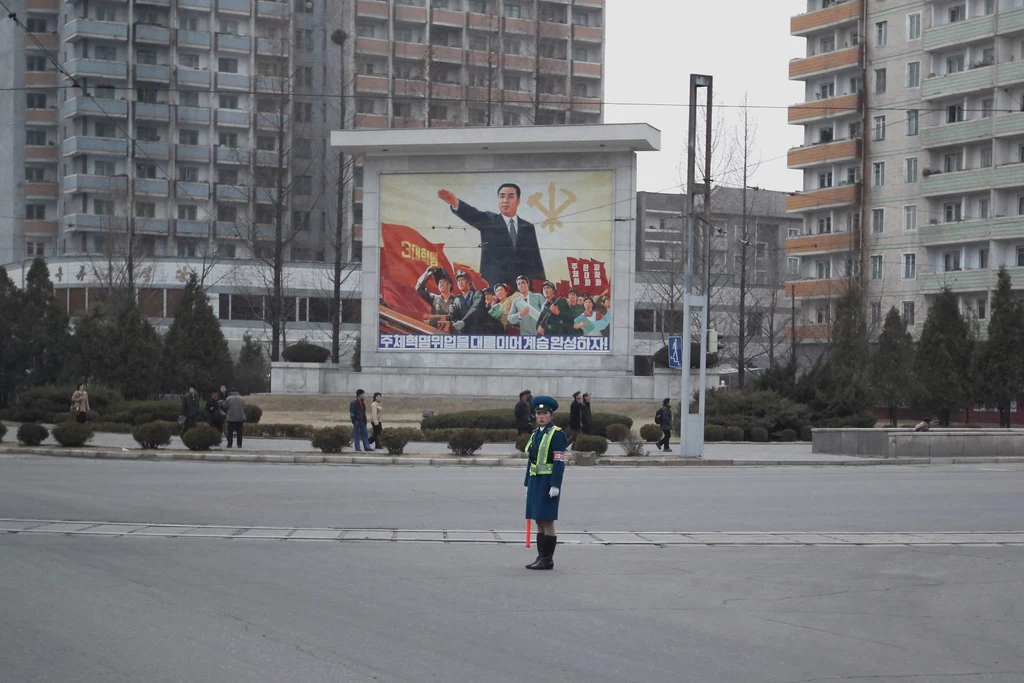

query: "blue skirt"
left=525, top=474, right=560, bottom=521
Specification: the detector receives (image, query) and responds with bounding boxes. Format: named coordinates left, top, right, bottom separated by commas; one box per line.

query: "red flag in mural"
left=379, top=223, right=458, bottom=319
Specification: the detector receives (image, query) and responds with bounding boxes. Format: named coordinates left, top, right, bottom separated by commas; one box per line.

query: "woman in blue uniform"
left=524, top=396, right=567, bottom=570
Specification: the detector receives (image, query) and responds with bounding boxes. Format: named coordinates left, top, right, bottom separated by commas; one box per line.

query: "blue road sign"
left=668, top=336, right=683, bottom=368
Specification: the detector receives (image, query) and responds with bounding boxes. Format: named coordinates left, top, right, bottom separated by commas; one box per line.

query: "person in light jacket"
left=507, top=276, right=545, bottom=336
left=222, top=389, right=246, bottom=448
left=71, top=384, right=90, bottom=424
left=369, top=392, right=384, bottom=450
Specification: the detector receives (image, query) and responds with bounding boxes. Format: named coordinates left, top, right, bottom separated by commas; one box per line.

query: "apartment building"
left=634, top=189, right=800, bottom=381
left=0, top=0, right=605, bottom=347
left=787, top=0, right=1024, bottom=354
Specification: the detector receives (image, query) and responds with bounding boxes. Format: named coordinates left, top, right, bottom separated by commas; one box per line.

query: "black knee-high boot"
left=526, top=533, right=546, bottom=569
left=528, top=534, right=555, bottom=570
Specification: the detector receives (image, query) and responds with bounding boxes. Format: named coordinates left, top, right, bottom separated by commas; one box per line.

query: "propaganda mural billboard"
left=377, top=170, right=614, bottom=353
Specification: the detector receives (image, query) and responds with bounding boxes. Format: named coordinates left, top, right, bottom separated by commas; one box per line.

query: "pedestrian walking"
left=524, top=396, right=567, bottom=571
left=580, top=392, right=594, bottom=435
left=369, top=392, right=383, bottom=450
left=179, top=386, right=201, bottom=435
left=206, top=390, right=226, bottom=434
left=70, top=384, right=90, bottom=424
left=222, top=389, right=246, bottom=448
left=350, top=390, right=371, bottom=451
left=655, top=398, right=673, bottom=452
left=515, top=390, right=534, bottom=435
left=567, top=391, right=583, bottom=446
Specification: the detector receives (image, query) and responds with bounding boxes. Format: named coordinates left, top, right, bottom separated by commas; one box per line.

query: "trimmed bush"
left=109, top=400, right=181, bottom=425
left=52, top=422, right=95, bottom=448
left=54, top=411, right=100, bottom=424
left=818, top=413, right=877, bottom=429
left=246, top=423, right=314, bottom=439
left=282, top=341, right=330, bottom=363
left=515, top=434, right=530, bottom=453
left=181, top=425, right=222, bottom=451
left=448, top=428, right=485, bottom=456
left=243, top=404, right=263, bottom=424
left=379, top=427, right=420, bottom=455
left=13, top=386, right=123, bottom=423
left=88, top=422, right=134, bottom=434
left=750, top=426, right=769, bottom=442
left=705, top=389, right=810, bottom=440
left=420, top=409, right=632, bottom=438
left=0, top=422, right=6, bottom=442
left=132, top=421, right=174, bottom=449
left=573, top=434, right=608, bottom=456
left=17, top=423, right=48, bottom=446
left=724, top=426, right=745, bottom=442
left=777, top=428, right=798, bottom=442
left=422, top=428, right=517, bottom=443
left=604, top=423, right=630, bottom=443
left=311, top=426, right=352, bottom=454
left=639, top=423, right=662, bottom=442
left=800, top=425, right=813, bottom=442
left=704, top=424, right=725, bottom=442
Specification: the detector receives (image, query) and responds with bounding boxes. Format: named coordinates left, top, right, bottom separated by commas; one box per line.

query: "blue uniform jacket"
left=524, top=424, right=567, bottom=521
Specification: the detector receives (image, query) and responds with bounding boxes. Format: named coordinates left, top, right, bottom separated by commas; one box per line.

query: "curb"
left=4, top=446, right=1024, bottom=467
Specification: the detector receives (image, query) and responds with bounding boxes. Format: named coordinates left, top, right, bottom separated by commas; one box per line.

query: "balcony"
left=63, top=136, right=128, bottom=156
left=255, top=149, right=288, bottom=166
left=996, top=60, right=1024, bottom=88
left=25, top=72, right=58, bottom=87
left=178, top=0, right=211, bottom=9
left=136, top=141, right=169, bottom=159
left=63, top=174, right=128, bottom=194
left=394, top=4, right=426, bottom=23
left=993, top=162, right=1024, bottom=189
left=256, top=75, right=285, bottom=92
left=573, top=61, right=601, bottom=78
left=467, top=13, right=498, bottom=31
left=994, top=111, right=1024, bottom=138
left=216, top=108, right=249, bottom=126
left=539, top=57, right=569, bottom=75
left=921, top=117, right=992, bottom=149
left=393, top=78, right=426, bottom=98
left=135, top=102, right=169, bottom=120
left=27, top=0, right=60, bottom=11
left=431, top=46, right=463, bottom=64
left=216, top=0, right=251, bottom=15
left=356, top=0, right=388, bottom=18
left=785, top=278, right=849, bottom=299
left=176, top=144, right=210, bottom=162
left=24, top=32, right=59, bottom=49
left=216, top=72, right=250, bottom=90
left=24, top=220, right=59, bottom=235
left=216, top=33, right=251, bottom=52
left=134, top=23, right=171, bottom=44
left=256, top=0, right=288, bottom=19
left=786, top=231, right=856, bottom=256
left=135, top=178, right=169, bottom=196
left=256, top=37, right=287, bottom=56
left=787, top=138, right=860, bottom=169
left=786, top=183, right=859, bottom=212
left=1001, top=7, right=1024, bottom=34
left=177, top=29, right=211, bottom=49
left=431, top=8, right=462, bottom=27
left=354, top=113, right=388, bottom=128
left=574, top=97, right=602, bottom=115
left=505, top=17, right=533, bottom=35
left=922, top=65, right=994, bottom=100
left=65, top=97, right=125, bottom=118
left=540, top=21, right=570, bottom=38
left=65, top=18, right=128, bottom=41
left=137, top=63, right=171, bottom=82
left=924, top=15, right=994, bottom=51
left=921, top=167, right=992, bottom=197
left=919, top=268, right=996, bottom=294
left=24, top=182, right=58, bottom=198
left=135, top=218, right=170, bottom=235
left=215, top=146, right=250, bottom=164
left=786, top=324, right=830, bottom=342
left=355, top=74, right=389, bottom=94
left=177, top=68, right=211, bottom=87
left=394, top=42, right=427, bottom=60
left=25, top=146, right=57, bottom=161
left=65, top=214, right=125, bottom=231
left=918, top=216, right=1024, bottom=247
left=178, top=106, right=211, bottom=124
left=789, top=46, right=861, bottom=80
left=355, top=37, right=389, bottom=56
left=573, top=25, right=603, bottom=43
left=216, top=184, right=249, bottom=201
left=254, top=187, right=279, bottom=204
left=25, top=109, right=59, bottom=124
left=66, top=59, right=128, bottom=79
left=431, top=82, right=461, bottom=99
left=174, top=181, right=210, bottom=200
left=174, top=219, right=210, bottom=237
left=791, top=0, right=861, bottom=36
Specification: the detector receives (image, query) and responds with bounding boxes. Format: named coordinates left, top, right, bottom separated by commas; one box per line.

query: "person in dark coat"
left=515, top=390, right=534, bottom=435
left=206, top=390, right=226, bottom=435
left=524, top=396, right=567, bottom=570
left=349, top=390, right=371, bottom=451
left=656, top=398, right=673, bottom=452
left=580, top=393, right=594, bottom=435
left=536, top=281, right=573, bottom=337
left=567, top=391, right=583, bottom=446
left=180, top=386, right=201, bottom=435
left=449, top=272, right=490, bottom=336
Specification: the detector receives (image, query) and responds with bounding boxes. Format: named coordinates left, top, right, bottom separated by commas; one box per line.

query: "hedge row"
left=704, top=424, right=813, bottom=442
left=0, top=398, right=262, bottom=426
left=420, top=409, right=632, bottom=438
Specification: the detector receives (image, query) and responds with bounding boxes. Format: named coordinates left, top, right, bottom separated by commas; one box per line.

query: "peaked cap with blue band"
left=531, top=396, right=558, bottom=413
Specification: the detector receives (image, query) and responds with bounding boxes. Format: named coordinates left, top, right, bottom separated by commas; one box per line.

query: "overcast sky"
left=603, top=0, right=807, bottom=194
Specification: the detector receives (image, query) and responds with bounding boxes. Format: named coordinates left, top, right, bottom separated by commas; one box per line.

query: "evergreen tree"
left=161, top=274, right=233, bottom=394
left=975, top=267, right=1024, bottom=427
left=66, top=304, right=110, bottom=386
left=812, top=286, right=871, bottom=422
left=0, top=267, right=25, bottom=408
left=234, top=332, right=269, bottom=395
left=914, top=288, right=973, bottom=426
left=871, top=307, right=915, bottom=427
left=20, top=258, right=70, bottom=388
left=106, top=301, right=162, bottom=400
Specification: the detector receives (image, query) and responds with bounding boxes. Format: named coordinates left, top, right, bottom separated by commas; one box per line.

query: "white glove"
left=452, top=320, right=465, bottom=330
left=526, top=488, right=529, bottom=499
left=548, top=486, right=560, bottom=498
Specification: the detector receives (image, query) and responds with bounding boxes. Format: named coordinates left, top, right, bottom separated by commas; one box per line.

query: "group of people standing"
left=516, top=390, right=594, bottom=446
left=349, top=390, right=384, bottom=452
left=180, top=385, right=246, bottom=448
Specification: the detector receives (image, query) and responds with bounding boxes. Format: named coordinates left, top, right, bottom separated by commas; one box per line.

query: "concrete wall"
left=813, top=428, right=1024, bottom=458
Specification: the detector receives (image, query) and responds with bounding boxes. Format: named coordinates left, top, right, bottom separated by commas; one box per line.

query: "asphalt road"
left=3, top=457, right=1024, bottom=683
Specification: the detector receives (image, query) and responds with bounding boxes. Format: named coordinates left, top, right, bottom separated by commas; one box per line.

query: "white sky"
left=603, top=0, right=808, bottom=194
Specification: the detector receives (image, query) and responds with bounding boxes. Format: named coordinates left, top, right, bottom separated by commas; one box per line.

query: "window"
left=136, top=127, right=159, bottom=142
left=179, top=53, right=199, bottom=68
left=179, top=16, right=199, bottom=31
left=788, top=257, right=800, bottom=275
left=818, top=171, right=833, bottom=189
left=947, top=104, right=964, bottom=123
left=25, top=204, right=46, bottom=220
left=25, top=242, right=45, bottom=257
left=872, top=162, right=885, bottom=187
left=95, top=45, right=116, bottom=61
left=873, top=115, right=886, bottom=141
left=816, top=260, right=832, bottom=280
left=95, top=85, right=116, bottom=100
left=985, top=0, right=995, bottom=14
left=979, top=248, right=989, bottom=269
left=945, top=202, right=963, bottom=222
left=505, top=75, right=521, bottom=91
left=950, top=5, right=966, bottom=22
left=947, top=54, right=965, bottom=73
left=295, top=28, right=313, bottom=50
left=907, top=62, right=920, bottom=88
left=294, top=138, right=311, bottom=159
left=94, top=199, right=115, bottom=215
left=177, top=239, right=198, bottom=258
left=572, top=10, right=591, bottom=26
left=295, top=0, right=313, bottom=14
left=816, top=306, right=829, bottom=325
left=983, top=47, right=995, bottom=64
left=25, top=17, right=47, bottom=32
left=26, top=55, right=47, bottom=72
left=26, top=93, right=46, bottom=109
left=218, top=58, right=238, bottom=73
left=217, top=204, right=237, bottom=221
left=297, top=66, right=313, bottom=87
left=981, top=98, right=994, bottom=119
left=505, top=40, right=521, bottom=55
left=503, top=3, right=520, bottom=17
left=25, top=167, right=45, bottom=182
left=294, top=101, right=313, bottom=122
left=908, top=13, right=922, bottom=40
left=904, top=205, right=918, bottom=232
left=95, top=5, right=117, bottom=21
left=219, top=94, right=239, bottom=109
left=26, top=130, right=46, bottom=146
left=295, top=175, right=312, bottom=195
left=902, top=253, right=917, bottom=279
left=504, top=112, right=521, bottom=126
left=180, top=91, right=199, bottom=107
left=95, top=122, right=117, bottom=138
left=902, top=301, right=915, bottom=326
left=870, top=302, right=882, bottom=326
left=943, top=251, right=962, bottom=272
left=944, top=151, right=963, bottom=173
left=870, top=255, right=883, bottom=280
left=980, top=198, right=990, bottom=218
left=256, top=136, right=275, bottom=151
left=1018, top=247, right=1024, bottom=268
left=819, top=36, right=836, bottom=54
left=136, top=50, right=156, bottom=66
left=817, top=216, right=832, bottom=234
left=94, top=160, right=115, bottom=176
left=977, top=297, right=988, bottom=320
left=905, top=157, right=918, bottom=183
left=219, top=19, right=239, bottom=34
left=219, top=243, right=236, bottom=259
left=178, top=129, right=199, bottom=146
left=872, top=208, right=885, bottom=234
left=218, top=132, right=238, bottom=148
left=875, top=21, right=887, bottom=47
left=136, top=202, right=156, bottom=219
left=874, top=68, right=886, bottom=94
left=292, top=211, right=310, bottom=230
left=177, top=166, right=198, bottom=182
left=178, top=205, right=198, bottom=220
left=981, top=147, right=993, bottom=168
left=906, top=109, right=919, bottom=136
left=394, top=28, right=414, bottom=42
left=819, top=126, right=834, bottom=143
left=136, top=163, right=157, bottom=179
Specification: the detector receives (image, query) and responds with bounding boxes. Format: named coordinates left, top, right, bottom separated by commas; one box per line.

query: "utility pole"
left=680, top=74, right=713, bottom=458
left=790, top=284, right=797, bottom=368
left=330, top=28, right=348, bottom=364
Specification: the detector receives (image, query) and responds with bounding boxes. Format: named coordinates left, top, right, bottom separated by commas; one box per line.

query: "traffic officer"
left=524, top=395, right=567, bottom=570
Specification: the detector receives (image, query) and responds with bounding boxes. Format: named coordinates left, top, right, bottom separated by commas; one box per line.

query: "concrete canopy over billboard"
left=329, top=124, right=661, bottom=399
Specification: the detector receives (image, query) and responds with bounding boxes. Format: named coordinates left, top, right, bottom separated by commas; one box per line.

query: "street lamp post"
left=330, top=28, right=348, bottom=364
